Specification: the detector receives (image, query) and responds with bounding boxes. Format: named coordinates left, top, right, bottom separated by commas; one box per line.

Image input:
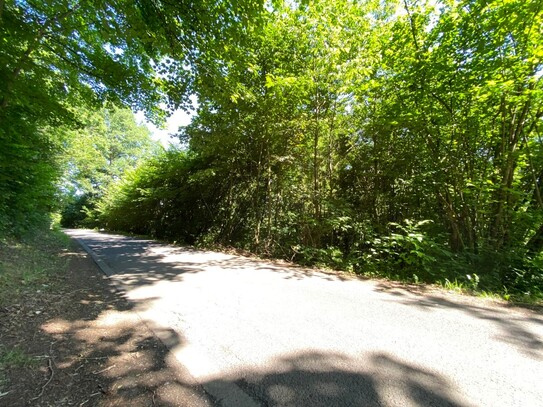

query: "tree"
left=0, top=0, right=266, bottom=234
left=87, top=0, right=543, bottom=296
left=62, top=107, right=160, bottom=195
left=60, top=106, right=160, bottom=227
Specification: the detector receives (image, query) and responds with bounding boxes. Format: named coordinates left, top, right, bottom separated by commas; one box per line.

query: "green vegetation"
left=0, top=229, right=70, bottom=307
left=0, top=228, right=69, bottom=395
left=59, top=106, right=161, bottom=228
left=1, top=0, right=542, bottom=301
left=0, top=345, right=37, bottom=394
left=0, top=347, right=38, bottom=369
left=0, top=0, right=263, bottom=236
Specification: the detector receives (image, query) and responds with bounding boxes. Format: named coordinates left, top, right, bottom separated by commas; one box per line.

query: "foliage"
left=364, top=220, right=448, bottom=281
left=0, top=0, right=265, bottom=236
left=59, top=106, right=160, bottom=227
left=0, top=229, right=70, bottom=307
left=96, top=149, right=224, bottom=241
left=61, top=107, right=160, bottom=196
left=94, top=0, right=543, bottom=299
left=1, top=0, right=542, bottom=298
left=60, top=194, right=96, bottom=229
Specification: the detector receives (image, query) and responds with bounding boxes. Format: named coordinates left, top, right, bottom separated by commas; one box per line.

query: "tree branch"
left=1, top=5, right=80, bottom=108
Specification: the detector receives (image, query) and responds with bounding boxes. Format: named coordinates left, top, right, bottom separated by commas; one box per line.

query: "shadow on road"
left=9, top=236, right=472, bottom=406
left=1, top=240, right=214, bottom=407
left=375, top=283, right=543, bottom=359
left=38, top=291, right=468, bottom=406
left=71, top=230, right=543, bottom=362
left=74, top=231, right=348, bottom=289
left=224, top=351, right=467, bottom=407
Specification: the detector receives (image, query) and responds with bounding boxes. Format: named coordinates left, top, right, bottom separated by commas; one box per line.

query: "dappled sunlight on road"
left=375, top=282, right=543, bottom=360
left=41, top=298, right=472, bottom=406
left=64, top=229, right=543, bottom=407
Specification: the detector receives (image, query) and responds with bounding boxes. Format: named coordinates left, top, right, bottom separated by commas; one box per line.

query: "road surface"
left=66, top=229, right=543, bottom=407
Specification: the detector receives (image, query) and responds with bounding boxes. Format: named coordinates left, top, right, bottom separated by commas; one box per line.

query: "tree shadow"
left=205, top=351, right=468, bottom=407
left=1, top=243, right=214, bottom=407
left=5, top=237, right=470, bottom=407
left=7, top=235, right=541, bottom=406
left=375, top=282, right=543, bottom=360
left=65, top=229, right=349, bottom=289
left=66, top=230, right=543, bottom=362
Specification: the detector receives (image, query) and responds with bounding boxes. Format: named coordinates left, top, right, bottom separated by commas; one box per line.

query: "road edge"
left=70, top=232, right=261, bottom=407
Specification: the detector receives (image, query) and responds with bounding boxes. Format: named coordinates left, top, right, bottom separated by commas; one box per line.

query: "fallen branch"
left=29, top=357, right=54, bottom=401
left=78, top=356, right=108, bottom=360
left=79, top=391, right=101, bottom=406
left=74, top=363, right=86, bottom=373
left=92, top=364, right=115, bottom=375
left=29, top=342, right=56, bottom=401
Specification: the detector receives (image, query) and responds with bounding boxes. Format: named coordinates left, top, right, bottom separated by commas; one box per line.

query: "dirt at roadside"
left=0, top=239, right=214, bottom=407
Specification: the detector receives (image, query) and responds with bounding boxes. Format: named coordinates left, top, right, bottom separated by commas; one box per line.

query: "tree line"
left=1, top=0, right=542, bottom=298
left=0, top=0, right=262, bottom=233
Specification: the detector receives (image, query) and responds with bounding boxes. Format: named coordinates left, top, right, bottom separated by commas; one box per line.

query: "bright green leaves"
left=0, top=0, right=269, bottom=235
left=15, top=0, right=538, bottom=295
left=61, top=106, right=160, bottom=196
left=59, top=106, right=160, bottom=227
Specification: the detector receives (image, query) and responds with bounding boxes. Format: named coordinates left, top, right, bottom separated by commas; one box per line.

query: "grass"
left=0, top=229, right=70, bottom=307
left=440, top=278, right=466, bottom=293
left=0, top=227, right=70, bottom=394
left=437, top=277, right=543, bottom=306
left=0, top=346, right=39, bottom=394
left=0, top=347, right=38, bottom=369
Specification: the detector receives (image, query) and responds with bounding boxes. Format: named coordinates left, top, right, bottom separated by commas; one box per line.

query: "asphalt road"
left=66, top=229, right=543, bottom=407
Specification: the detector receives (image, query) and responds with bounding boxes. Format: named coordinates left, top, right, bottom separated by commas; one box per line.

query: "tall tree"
left=94, top=0, right=543, bottom=294
left=60, top=107, right=160, bottom=227
left=0, top=0, right=266, bottom=234
left=62, top=107, right=160, bottom=196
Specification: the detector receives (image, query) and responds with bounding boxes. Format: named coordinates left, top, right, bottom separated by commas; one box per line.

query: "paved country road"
left=65, top=229, right=543, bottom=407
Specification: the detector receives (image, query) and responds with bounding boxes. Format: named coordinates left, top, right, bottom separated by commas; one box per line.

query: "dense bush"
left=93, top=0, right=543, bottom=299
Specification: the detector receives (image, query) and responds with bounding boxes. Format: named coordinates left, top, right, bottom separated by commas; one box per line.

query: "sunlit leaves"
left=55, top=0, right=543, bottom=294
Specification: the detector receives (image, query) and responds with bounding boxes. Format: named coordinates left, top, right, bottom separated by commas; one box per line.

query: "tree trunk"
left=527, top=223, right=543, bottom=255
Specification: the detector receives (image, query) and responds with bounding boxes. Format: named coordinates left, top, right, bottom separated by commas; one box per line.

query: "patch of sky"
left=104, top=43, right=124, bottom=56
left=135, top=95, right=198, bottom=148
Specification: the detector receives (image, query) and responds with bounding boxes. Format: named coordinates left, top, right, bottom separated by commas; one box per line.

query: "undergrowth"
left=0, top=227, right=70, bottom=394
left=0, top=228, right=70, bottom=307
